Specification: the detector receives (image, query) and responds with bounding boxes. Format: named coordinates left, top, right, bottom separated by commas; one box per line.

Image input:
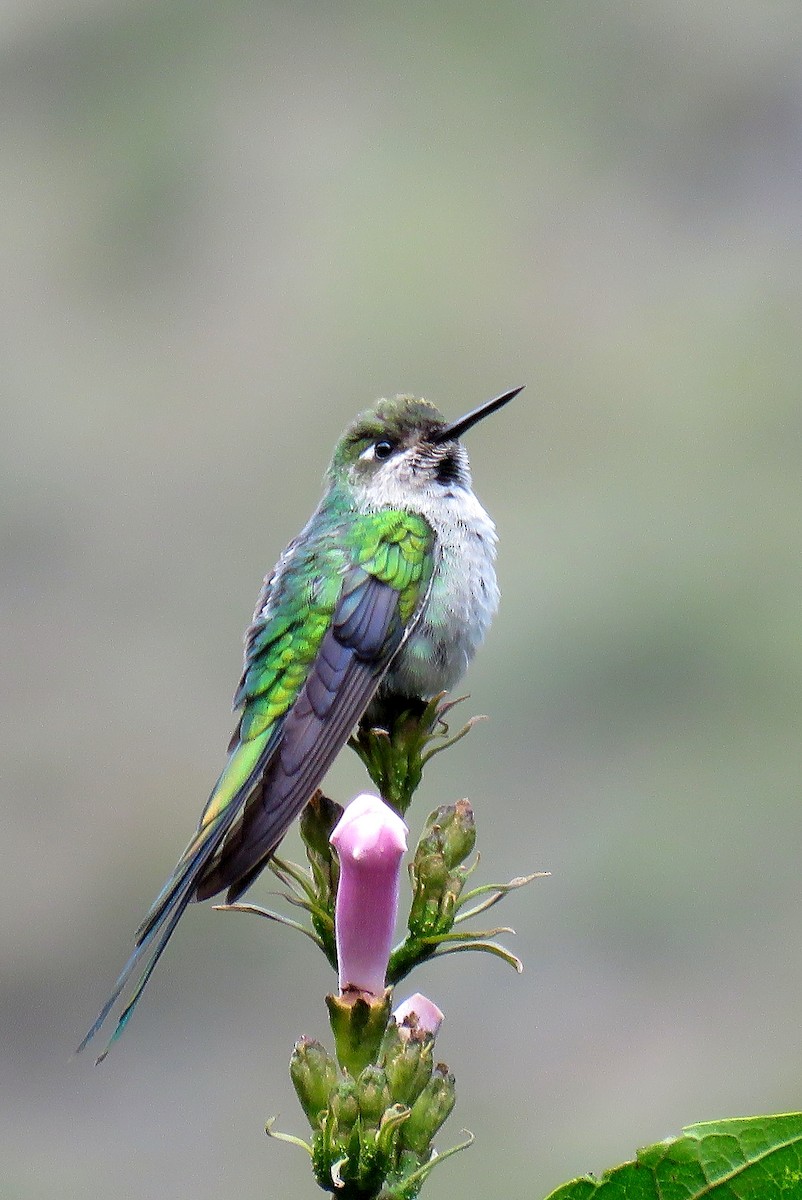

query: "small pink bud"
left=392, top=993, right=444, bottom=1038
left=330, top=794, right=408, bottom=997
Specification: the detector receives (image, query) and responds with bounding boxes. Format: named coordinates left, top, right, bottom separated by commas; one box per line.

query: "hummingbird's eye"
left=358, top=438, right=396, bottom=463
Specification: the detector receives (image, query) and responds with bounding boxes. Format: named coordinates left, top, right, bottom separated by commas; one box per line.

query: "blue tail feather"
left=93, top=888, right=196, bottom=1064
left=78, top=732, right=281, bottom=1060
left=76, top=939, right=148, bottom=1057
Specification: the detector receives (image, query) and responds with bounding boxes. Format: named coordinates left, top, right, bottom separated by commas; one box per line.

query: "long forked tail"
left=76, top=887, right=197, bottom=1063
left=77, top=732, right=278, bottom=1063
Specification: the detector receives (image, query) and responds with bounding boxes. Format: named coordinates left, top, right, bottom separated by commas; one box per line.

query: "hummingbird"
left=79, top=385, right=522, bottom=1061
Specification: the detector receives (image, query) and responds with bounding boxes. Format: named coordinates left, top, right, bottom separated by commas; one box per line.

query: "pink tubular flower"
left=330, top=793, right=408, bottom=997
left=392, top=993, right=444, bottom=1038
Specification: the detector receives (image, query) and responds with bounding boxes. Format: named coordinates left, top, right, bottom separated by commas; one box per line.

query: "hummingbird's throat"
left=433, top=451, right=463, bottom=487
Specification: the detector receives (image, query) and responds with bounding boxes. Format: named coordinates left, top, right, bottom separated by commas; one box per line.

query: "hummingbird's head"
left=329, top=387, right=523, bottom=510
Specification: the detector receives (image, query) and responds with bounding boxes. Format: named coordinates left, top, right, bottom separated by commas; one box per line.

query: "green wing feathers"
left=79, top=507, right=433, bottom=1059
left=355, top=509, right=433, bottom=621
left=193, top=508, right=434, bottom=900
left=203, top=509, right=431, bottom=832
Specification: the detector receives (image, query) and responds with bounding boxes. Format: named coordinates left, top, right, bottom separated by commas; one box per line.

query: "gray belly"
left=383, top=524, right=500, bottom=698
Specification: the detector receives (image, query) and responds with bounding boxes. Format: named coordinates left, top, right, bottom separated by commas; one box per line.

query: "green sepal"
left=326, top=989, right=393, bottom=1077
left=383, top=1132, right=475, bottom=1200
left=215, top=839, right=340, bottom=971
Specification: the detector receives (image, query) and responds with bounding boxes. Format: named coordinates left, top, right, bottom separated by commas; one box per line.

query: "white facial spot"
left=359, top=439, right=395, bottom=463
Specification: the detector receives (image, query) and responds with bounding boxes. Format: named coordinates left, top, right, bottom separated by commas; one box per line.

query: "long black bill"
left=432, top=385, right=524, bottom=443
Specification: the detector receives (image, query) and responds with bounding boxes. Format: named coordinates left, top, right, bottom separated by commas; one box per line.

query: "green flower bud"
left=299, top=790, right=343, bottom=905
left=414, top=824, right=444, bottom=860
left=289, top=1037, right=339, bottom=1129
left=430, top=799, right=476, bottom=869
left=300, top=789, right=344, bottom=859
left=407, top=807, right=475, bottom=944
left=400, top=1064, right=456, bottom=1156
left=356, top=1064, right=392, bottom=1126
left=383, top=1029, right=434, bottom=1106
left=408, top=849, right=449, bottom=936
left=328, top=1078, right=360, bottom=1140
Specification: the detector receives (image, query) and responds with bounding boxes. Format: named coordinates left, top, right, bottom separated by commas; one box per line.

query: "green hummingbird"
left=79, top=385, right=522, bottom=1061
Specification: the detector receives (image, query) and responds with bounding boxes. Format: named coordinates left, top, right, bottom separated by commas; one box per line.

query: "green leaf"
left=544, top=1113, right=802, bottom=1200
left=213, top=902, right=325, bottom=950
left=429, top=939, right=523, bottom=972
left=455, top=871, right=548, bottom=922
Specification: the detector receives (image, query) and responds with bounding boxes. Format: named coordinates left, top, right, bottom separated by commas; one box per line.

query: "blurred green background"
left=3, top=2, right=802, bottom=1197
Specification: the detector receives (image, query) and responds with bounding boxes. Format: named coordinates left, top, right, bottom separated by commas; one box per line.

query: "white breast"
left=351, top=449, right=501, bottom=698
left=385, top=486, right=500, bottom=698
